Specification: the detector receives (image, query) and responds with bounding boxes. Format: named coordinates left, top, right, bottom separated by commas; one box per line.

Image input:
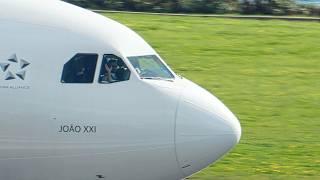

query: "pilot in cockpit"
left=101, top=59, right=119, bottom=83
left=99, top=55, right=131, bottom=84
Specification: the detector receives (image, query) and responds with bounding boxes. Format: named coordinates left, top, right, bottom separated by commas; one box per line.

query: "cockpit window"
left=99, top=54, right=130, bottom=84
left=127, top=55, right=174, bottom=80
left=61, top=53, right=98, bottom=83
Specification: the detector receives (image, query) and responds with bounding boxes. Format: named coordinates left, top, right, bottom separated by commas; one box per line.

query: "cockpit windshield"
left=127, top=55, right=174, bottom=80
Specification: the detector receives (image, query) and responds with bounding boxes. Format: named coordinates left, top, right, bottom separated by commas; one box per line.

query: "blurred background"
left=64, top=0, right=320, bottom=179
left=64, top=0, right=320, bottom=16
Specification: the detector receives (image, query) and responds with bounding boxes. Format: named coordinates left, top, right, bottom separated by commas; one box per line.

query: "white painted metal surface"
left=0, top=0, right=241, bottom=179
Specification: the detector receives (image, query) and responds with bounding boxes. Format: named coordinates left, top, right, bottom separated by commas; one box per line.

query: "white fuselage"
left=0, top=1, right=241, bottom=180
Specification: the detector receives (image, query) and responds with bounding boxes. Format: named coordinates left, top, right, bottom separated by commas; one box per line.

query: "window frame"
left=60, top=53, right=99, bottom=84
left=127, top=55, right=175, bottom=80
left=98, top=54, right=131, bottom=84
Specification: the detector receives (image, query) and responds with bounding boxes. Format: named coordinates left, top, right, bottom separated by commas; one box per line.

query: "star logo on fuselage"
left=0, top=54, right=30, bottom=81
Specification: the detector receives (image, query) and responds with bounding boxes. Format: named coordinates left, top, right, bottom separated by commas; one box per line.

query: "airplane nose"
left=175, top=80, right=241, bottom=177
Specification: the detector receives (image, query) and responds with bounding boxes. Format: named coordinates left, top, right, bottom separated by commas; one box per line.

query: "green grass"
left=101, top=13, right=320, bottom=179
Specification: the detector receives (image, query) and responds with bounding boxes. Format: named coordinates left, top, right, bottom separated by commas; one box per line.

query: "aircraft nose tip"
left=224, top=110, right=242, bottom=144
left=223, top=116, right=242, bottom=151
left=175, top=81, right=241, bottom=177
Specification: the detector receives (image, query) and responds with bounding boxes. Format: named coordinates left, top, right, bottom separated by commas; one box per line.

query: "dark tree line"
left=63, top=0, right=320, bottom=16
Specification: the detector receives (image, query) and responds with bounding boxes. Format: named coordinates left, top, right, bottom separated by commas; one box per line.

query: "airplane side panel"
left=52, top=82, right=182, bottom=180
left=0, top=21, right=183, bottom=180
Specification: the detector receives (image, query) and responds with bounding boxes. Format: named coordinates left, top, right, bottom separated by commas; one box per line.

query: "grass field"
left=102, top=13, right=320, bottom=179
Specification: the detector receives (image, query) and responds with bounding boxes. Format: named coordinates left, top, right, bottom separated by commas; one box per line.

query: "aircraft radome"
left=0, top=0, right=241, bottom=179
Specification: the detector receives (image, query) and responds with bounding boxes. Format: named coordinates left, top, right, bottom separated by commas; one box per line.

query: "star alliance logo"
left=0, top=54, right=30, bottom=81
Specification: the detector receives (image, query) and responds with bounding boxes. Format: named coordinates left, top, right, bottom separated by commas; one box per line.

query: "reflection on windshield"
left=127, top=55, right=174, bottom=79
